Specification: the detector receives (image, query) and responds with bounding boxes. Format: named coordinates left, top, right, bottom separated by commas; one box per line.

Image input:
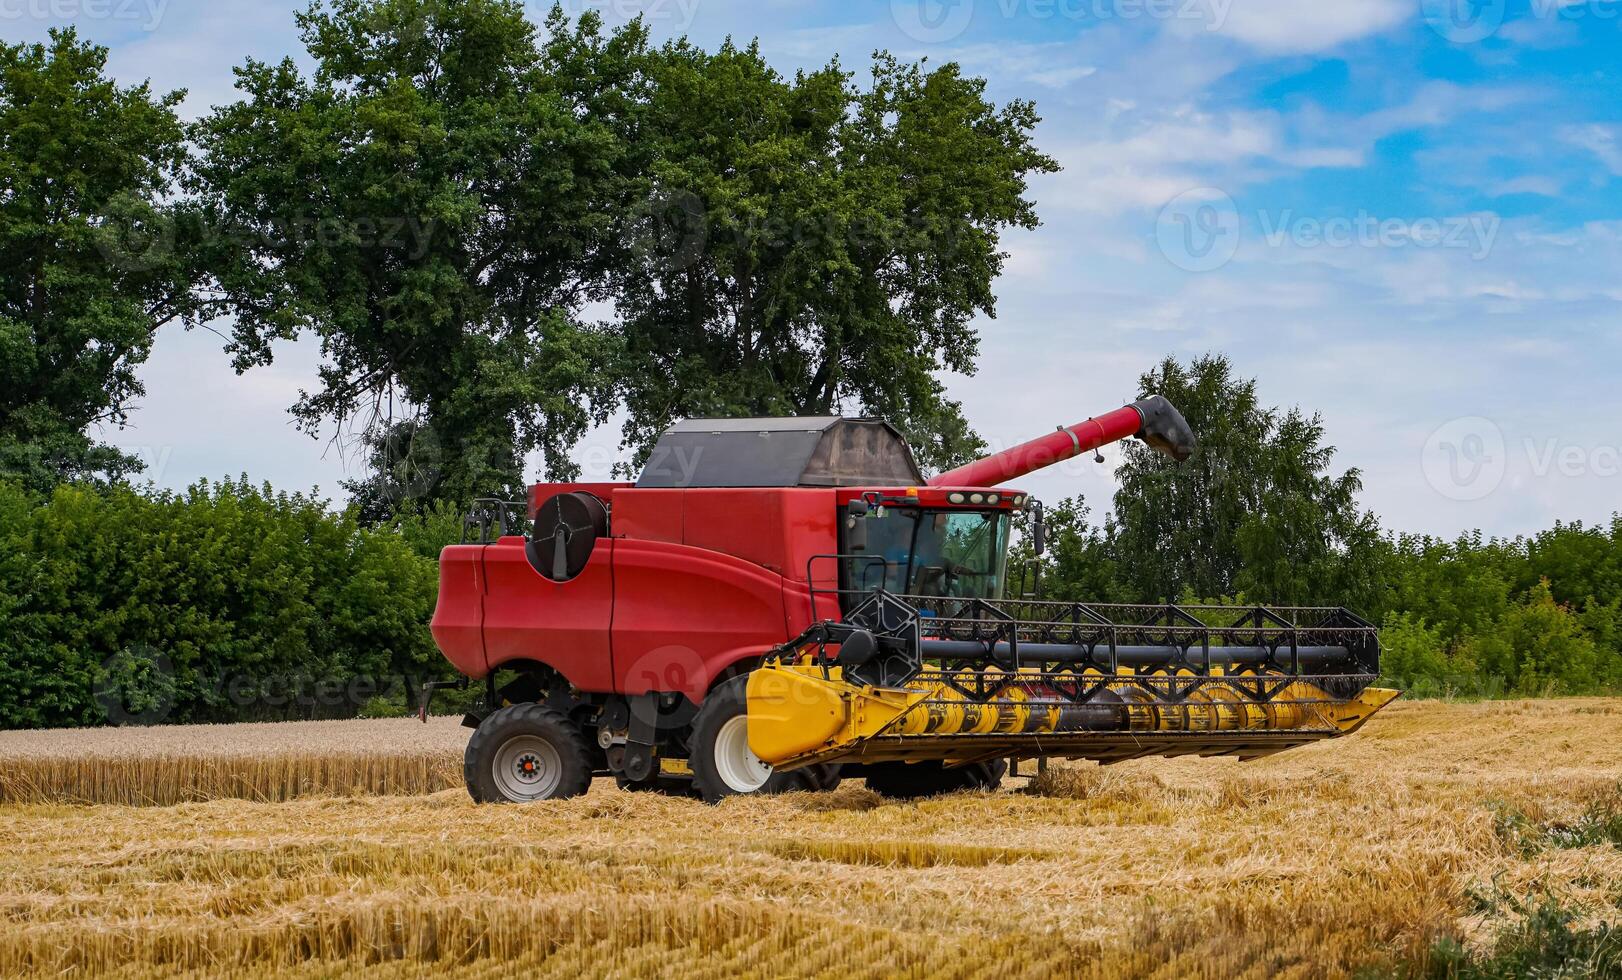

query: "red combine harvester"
left=430, top=397, right=1397, bottom=803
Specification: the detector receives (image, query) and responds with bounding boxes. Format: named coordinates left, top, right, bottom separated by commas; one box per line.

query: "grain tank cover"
left=636, top=417, right=924, bottom=489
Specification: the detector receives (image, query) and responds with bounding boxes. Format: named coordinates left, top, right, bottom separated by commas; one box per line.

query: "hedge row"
left=0, top=479, right=446, bottom=728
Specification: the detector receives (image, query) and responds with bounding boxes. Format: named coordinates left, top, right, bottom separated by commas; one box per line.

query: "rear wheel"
left=863, top=759, right=1007, bottom=800
left=689, top=676, right=824, bottom=804
left=465, top=703, right=592, bottom=803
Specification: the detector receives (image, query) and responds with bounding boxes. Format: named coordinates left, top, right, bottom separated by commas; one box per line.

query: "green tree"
left=1030, top=496, right=1132, bottom=604
left=612, top=45, right=1056, bottom=470
left=0, top=30, right=206, bottom=493
left=194, top=2, right=642, bottom=510
left=1105, top=354, right=1383, bottom=606
left=1466, top=580, right=1610, bottom=695
left=0, top=477, right=441, bottom=729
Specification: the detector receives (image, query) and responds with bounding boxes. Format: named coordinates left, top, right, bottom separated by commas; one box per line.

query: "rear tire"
left=465, top=703, right=593, bottom=803
left=689, top=676, right=823, bottom=804
left=863, top=760, right=1006, bottom=800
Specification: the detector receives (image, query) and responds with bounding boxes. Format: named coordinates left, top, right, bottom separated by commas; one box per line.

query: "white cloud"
left=1488, top=175, right=1562, bottom=197
left=1562, top=124, right=1622, bottom=176
left=1188, top=0, right=1412, bottom=54
left=1028, top=65, right=1098, bottom=88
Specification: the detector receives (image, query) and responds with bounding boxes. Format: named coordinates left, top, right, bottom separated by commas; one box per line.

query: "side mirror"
left=844, top=498, right=870, bottom=553
left=1030, top=499, right=1046, bottom=557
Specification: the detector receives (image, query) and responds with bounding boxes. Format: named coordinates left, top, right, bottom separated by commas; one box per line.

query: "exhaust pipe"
left=929, top=395, right=1196, bottom=488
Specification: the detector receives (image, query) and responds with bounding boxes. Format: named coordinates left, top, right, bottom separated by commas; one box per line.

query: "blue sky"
left=14, top=0, right=1622, bottom=537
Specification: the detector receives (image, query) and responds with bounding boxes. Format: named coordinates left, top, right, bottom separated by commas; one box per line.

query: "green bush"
left=0, top=478, right=443, bottom=728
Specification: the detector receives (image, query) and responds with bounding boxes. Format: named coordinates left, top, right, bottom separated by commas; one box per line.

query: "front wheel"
left=465, top=703, right=593, bottom=803
left=688, top=676, right=824, bottom=804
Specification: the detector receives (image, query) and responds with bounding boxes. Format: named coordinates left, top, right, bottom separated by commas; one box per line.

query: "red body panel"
left=430, top=545, right=487, bottom=677
left=482, top=536, right=617, bottom=691
left=431, top=483, right=1027, bottom=696
left=610, top=538, right=790, bottom=701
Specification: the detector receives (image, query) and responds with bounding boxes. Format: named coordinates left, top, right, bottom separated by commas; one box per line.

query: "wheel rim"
left=491, top=734, right=563, bottom=801
left=713, top=715, right=773, bottom=793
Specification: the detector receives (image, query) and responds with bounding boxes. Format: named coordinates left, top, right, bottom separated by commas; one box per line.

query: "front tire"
left=465, top=703, right=593, bottom=803
left=689, top=676, right=823, bottom=804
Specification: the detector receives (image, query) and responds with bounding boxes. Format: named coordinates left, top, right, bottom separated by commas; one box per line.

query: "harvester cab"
left=430, top=396, right=1399, bottom=804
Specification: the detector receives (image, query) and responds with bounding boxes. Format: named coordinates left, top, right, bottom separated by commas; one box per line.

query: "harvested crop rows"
left=0, top=717, right=468, bottom=806
left=1, top=700, right=1619, bottom=978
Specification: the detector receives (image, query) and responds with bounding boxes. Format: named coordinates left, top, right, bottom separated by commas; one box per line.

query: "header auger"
left=429, top=396, right=1398, bottom=804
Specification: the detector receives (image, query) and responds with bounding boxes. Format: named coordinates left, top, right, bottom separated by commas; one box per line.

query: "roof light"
left=1012, top=494, right=1026, bottom=506
left=986, top=493, right=1000, bottom=505
left=906, top=487, right=919, bottom=497
left=969, top=493, right=985, bottom=504
left=948, top=492, right=966, bottom=504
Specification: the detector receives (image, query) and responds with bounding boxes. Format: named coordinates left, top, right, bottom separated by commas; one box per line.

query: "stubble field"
left=1, top=700, right=1618, bottom=978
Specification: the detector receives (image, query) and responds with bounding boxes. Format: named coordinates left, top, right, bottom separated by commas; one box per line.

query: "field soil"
left=0, top=699, right=1618, bottom=978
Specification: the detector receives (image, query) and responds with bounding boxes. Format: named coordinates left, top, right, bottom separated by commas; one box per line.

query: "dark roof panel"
left=635, top=417, right=923, bottom=489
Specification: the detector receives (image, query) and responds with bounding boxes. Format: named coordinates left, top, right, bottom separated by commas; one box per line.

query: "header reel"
left=746, top=590, right=1398, bottom=771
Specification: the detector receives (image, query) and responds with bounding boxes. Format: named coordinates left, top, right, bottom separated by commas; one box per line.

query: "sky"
left=12, top=0, right=1622, bottom=538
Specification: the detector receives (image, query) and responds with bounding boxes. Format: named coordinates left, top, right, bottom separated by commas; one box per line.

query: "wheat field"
left=0, top=700, right=1618, bottom=978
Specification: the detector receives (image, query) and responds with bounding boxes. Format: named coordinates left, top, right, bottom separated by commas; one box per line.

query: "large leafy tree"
left=1099, top=354, right=1384, bottom=607
left=0, top=30, right=205, bottom=494
left=194, top=1, right=644, bottom=510
left=612, top=45, right=1056, bottom=470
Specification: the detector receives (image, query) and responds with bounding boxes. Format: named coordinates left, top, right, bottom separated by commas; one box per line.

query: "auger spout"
left=929, top=395, right=1195, bottom=488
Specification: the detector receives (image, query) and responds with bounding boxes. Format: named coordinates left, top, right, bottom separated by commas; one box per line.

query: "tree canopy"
left=193, top=1, right=645, bottom=511
left=1103, top=354, right=1384, bottom=608
left=609, top=44, right=1056, bottom=471
left=0, top=30, right=205, bottom=494
left=195, top=1, right=1056, bottom=506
